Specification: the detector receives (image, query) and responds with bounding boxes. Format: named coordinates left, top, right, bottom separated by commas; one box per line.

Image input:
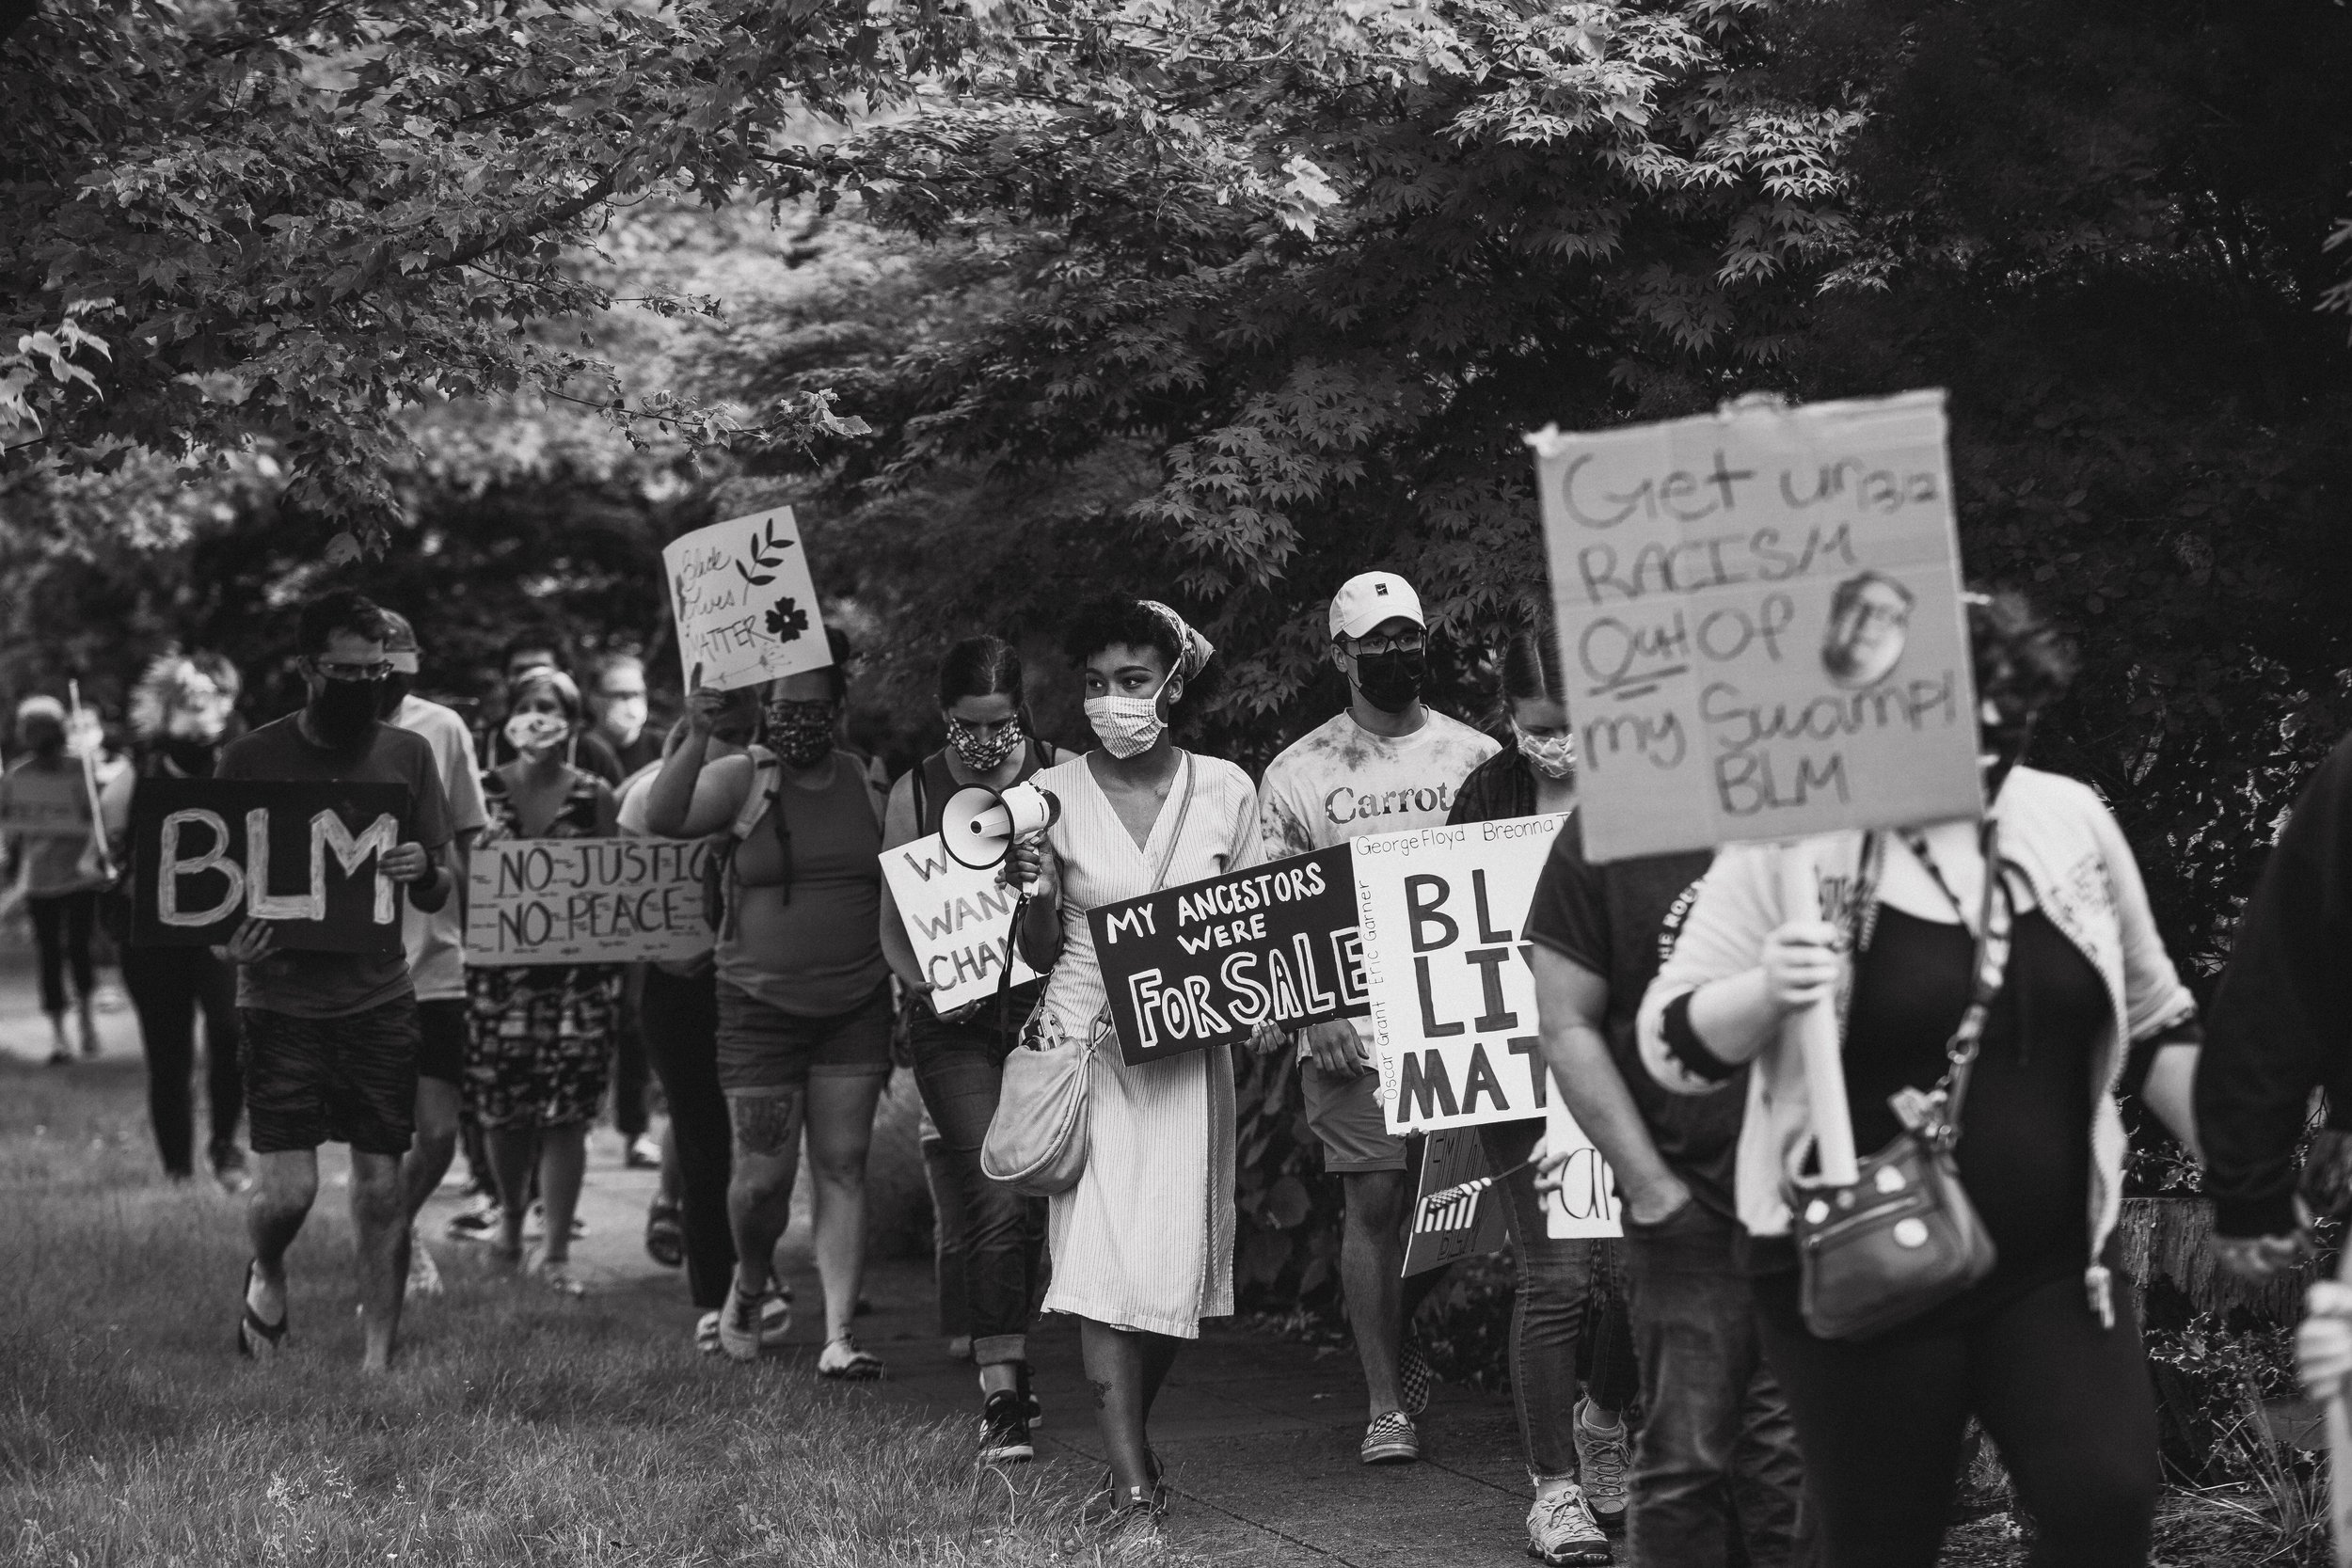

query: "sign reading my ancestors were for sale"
left=128, top=778, right=410, bottom=954
left=467, top=838, right=714, bottom=966
left=662, top=507, right=833, bottom=695
left=881, top=832, right=1044, bottom=1016
left=1090, top=846, right=1364, bottom=1068
left=1526, top=389, right=1982, bottom=862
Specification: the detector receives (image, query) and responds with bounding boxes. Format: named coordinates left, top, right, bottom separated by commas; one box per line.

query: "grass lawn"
left=0, top=1057, right=1185, bottom=1567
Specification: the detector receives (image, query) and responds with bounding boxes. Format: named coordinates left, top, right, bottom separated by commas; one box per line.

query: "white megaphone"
left=940, top=781, right=1062, bottom=875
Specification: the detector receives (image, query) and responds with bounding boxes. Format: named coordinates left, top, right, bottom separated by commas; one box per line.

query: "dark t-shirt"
left=218, top=714, right=454, bottom=1019
left=1521, top=815, right=1737, bottom=1218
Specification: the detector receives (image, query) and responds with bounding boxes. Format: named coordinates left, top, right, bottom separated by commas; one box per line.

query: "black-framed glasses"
left=1342, top=630, right=1426, bottom=657
left=764, top=699, right=839, bottom=725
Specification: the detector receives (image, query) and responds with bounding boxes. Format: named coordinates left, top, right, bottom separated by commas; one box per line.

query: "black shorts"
left=243, top=996, right=421, bottom=1157
left=416, top=997, right=468, bottom=1086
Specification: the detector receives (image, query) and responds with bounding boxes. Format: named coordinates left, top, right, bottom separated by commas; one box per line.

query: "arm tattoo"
left=728, top=1092, right=803, bottom=1158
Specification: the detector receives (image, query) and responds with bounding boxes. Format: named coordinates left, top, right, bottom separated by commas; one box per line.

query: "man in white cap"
left=1254, top=571, right=1498, bottom=1466
left=377, top=610, right=491, bottom=1297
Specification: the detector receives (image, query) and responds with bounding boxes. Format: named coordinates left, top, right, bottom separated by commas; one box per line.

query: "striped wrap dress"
left=1031, top=751, right=1263, bottom=1338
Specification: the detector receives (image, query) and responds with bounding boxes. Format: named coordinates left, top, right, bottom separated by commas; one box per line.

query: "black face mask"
left=162, top=736, right=218, bottom=776
left=377, top=672, right=412, bottom=721
left=1354, top=649, right=1427, bottom=715
left=308, top=676, right=382, bottom=750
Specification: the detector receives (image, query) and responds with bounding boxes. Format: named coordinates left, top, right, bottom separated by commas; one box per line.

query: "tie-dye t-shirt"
left=1257, top=709, right=1499, bottom=1048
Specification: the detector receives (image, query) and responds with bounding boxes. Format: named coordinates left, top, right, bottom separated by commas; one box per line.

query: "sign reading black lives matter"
left=1090, top=847, right=1363, bottom=1067
left=128, top=779, right=411, bottom=954
left=1526, top=390, right=1982, bottom=861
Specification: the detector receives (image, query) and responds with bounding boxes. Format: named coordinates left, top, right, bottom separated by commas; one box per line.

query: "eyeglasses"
left=1343, top=631, right=1426, bottom=657
left=764, top=699, right=838, bottom=724
left=308, top=657, right=391, bottom=682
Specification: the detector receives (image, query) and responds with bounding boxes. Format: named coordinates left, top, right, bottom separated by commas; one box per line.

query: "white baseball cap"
left=1328, top=572, right=1425, bottom=641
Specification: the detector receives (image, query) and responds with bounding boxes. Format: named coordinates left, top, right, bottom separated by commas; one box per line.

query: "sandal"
left=235, top=1261, right=289, bottom=1360
left=818, top=1334, right=884, bottom=1381
left=644, top=1198, right=685, bottom=1269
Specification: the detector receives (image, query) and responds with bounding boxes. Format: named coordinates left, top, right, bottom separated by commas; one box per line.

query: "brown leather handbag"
left=1788, top=824, right=2009, bottom=1341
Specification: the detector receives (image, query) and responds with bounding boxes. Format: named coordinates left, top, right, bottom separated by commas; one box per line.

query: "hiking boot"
left=979, top=1388, right=1034, bottom=1463
left=1399, top=1332, right=1437, bottom=1417
left=1360, top=1411, right=1420, bottom=1465
left=1572, top=1400, right=1631, bottom=1530
left=1527, top=1484, right=1612, bottom=1565
left=718, top=1279, right=771, bottom=1363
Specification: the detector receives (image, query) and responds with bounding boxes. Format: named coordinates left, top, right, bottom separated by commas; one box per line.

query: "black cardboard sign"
left=128, top=779, right=411, bottom=954
left=1089, top=846, right=1365, bottom=1067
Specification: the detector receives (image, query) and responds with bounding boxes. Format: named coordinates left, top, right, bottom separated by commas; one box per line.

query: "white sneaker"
left=406, top=1230, right=445, bottom=1298
left=1527, top=1485, right=1611, bottom=1565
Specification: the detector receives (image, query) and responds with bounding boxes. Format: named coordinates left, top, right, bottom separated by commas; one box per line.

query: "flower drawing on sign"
left=733, top=515, right=796, bottom=586
left=766, top=595, right=810, bottom=643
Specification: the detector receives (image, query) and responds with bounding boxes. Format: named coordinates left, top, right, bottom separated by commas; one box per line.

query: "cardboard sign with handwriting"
left=881, top=833, right=1044, bottom=1015
left=1526, top=390, right=1982, bottom=861
left=1355, top=815, right=1570, bottom=1132
left=127, top=779, right=409, bottom=954
left=663, top=507, right=831, bottom=694
left=467, top=837, right=713, bottom=966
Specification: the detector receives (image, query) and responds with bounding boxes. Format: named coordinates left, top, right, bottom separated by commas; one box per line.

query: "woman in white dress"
left=1006, top=597, right=1262, bottom=1530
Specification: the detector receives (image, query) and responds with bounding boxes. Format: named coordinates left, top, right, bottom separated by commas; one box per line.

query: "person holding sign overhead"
left=1001, top=597, right=1263, bottom=1536
left=464, top=667, right=619, bottom=1297
left=1444, top=614, right=1641, bottom=1566
left=1499, top=614, right=1806, bottom=1568
left=213, top=589, right=454, bottom=1373
left=1253, top=571, right=1499, bottom=1467
left=879, top=636, right=1059, bottom=1462
left=1636, top=593, right=2204, bottom=1568
left=644, top=628, right=894, bottom=1380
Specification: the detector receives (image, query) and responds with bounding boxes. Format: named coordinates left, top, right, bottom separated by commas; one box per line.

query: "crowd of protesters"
left=14, top=554, right=2347, bottom=1568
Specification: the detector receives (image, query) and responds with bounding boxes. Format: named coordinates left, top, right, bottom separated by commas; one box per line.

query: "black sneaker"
left=980, top=1389, right=1034, bottom=1463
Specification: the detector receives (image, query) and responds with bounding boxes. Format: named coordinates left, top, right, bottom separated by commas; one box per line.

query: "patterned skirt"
left=465, top=965, right=620, bottom=1130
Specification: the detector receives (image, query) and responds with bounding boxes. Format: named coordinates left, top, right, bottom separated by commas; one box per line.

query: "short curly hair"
left=1061, top=597, right=1220, bottom=723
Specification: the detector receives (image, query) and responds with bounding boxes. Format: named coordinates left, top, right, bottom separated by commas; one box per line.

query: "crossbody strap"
left=1891, top=820, right=2015, bottom=1137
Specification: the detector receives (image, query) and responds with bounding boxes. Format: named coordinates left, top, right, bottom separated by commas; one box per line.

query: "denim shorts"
left=715, top=981, right=894, bottom=1093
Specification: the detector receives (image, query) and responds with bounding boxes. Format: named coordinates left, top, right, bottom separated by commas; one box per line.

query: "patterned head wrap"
left=1137, top=600, right=1215, bottom=685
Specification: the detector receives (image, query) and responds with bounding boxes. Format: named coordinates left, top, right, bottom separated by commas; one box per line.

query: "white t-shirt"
left=1257, top=707, right=1499, bottom=1047
left=391, top=695, right=490, bottom=1001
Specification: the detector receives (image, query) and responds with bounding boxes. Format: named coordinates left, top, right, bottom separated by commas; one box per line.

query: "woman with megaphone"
left=997, top=597, right=1266, bottom=1539
left=644, top=629, right=893, bottom=1380
left=877, top=636, right=1063, bottom=1462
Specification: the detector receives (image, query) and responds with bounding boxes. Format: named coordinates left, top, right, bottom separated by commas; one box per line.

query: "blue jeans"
left=1477, top=1118, right=1639, bottom=1480
left=910, top=1008, right=1044, bottom=1367
left=1622, top=1202, right=1810, bottom=1567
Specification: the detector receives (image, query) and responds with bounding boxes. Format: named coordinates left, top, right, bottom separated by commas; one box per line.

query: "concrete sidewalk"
left=0, top=943, right=1551, bottom=1567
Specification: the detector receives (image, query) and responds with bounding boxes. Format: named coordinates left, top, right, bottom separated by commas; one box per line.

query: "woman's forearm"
left=642, top=731, right=709, bottom=837
left=1683, top=968, right=1786, bottom=1069
left=1546, top=1022, right=1685, bottom=1212
left=2141, top=1041, right=2204, bottom=1164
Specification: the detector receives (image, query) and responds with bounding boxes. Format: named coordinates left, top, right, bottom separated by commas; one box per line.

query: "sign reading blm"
left=467, top=838, right=714, bottom=966
left=663, top=507, right=832, bottom=695
left=128, top=779, right=410, bottom=954
left=1526, top=390, right=1981, bottom=862
left=1090, top=847, right=1363, bottom=1067
left=1356, top=815, right=1569, bottom=1133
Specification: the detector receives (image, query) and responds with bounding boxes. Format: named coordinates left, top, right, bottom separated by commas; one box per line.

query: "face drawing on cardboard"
left=1820, top=571, right=1915, bottom=689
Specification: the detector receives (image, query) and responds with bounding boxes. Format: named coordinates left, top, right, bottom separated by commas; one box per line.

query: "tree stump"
left=2120, top=1196, right=2313, bottom=1322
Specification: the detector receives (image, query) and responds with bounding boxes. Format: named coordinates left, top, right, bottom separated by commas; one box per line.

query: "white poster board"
left=882, top=833, right=1043, bottom=1015
left=663, top=507, right=831, bottom=694
left=466, top=838, right=712, bottom=965
left=1542, top=1098, right=1624, bottom=1239
left=1526, top=390, right=1981, bottom=862
left=1356, top=814, right=1567, bottom=1133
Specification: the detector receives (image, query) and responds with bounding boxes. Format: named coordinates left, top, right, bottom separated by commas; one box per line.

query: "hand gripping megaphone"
left=940, top=781, right=1062, bottom=873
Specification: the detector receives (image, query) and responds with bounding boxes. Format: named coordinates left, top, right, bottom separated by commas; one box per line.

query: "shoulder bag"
left=982, top=754, right=1195, bottom=1197
left=1788, top=822, right=2010, bottom=1341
